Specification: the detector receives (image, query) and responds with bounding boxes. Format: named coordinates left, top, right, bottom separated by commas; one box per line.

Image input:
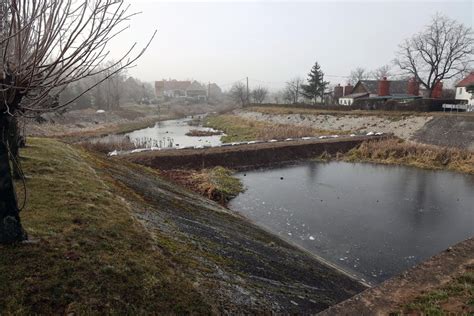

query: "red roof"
left=456, top=72, right=474, bottom=87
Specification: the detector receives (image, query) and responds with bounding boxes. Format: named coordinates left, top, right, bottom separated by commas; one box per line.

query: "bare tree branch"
left=394, top=13, right=473, bottom=96
left=0, top=0, right=156, bottom=116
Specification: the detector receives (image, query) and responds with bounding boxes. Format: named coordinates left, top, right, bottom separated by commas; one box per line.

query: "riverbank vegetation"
left=401, top=267, right=474, bottom=315
left=344, top=139, right=474, bottom=174
left=206, top=114, right=342, bottom=143
left=161, top=167, right=244, bottom=204
left=185, top=129, right=222, bottom=137
left=1, top=138, right=209, bottom=314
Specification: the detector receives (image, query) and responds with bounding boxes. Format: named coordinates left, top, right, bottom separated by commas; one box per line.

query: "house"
left=455, top=71, right=474, bottom=105
left=155, top=80, right=191, bottom=98
left=185, top=81, right=207, bottom=101
left=339, top=92, right=369, bottom=106
left=155, top=79, right=211, bottom=101
left=338, top=77, right=423, bottom=106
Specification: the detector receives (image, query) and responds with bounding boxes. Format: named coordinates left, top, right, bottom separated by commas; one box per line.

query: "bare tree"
left=284, top=77, right=304, bottom=104
left=372, top=65, right=392, bottom=79
left=251, top=86, right=268, bottom=104
left=349, top=67, right=370, bottom=85
left=395, top=14, right=473, bottom=97
left=229, top=82, right=247, bottom=106
left=0, top=1, right=155, bottom=244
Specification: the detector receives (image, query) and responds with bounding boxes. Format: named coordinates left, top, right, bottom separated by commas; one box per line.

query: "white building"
left=455, top=72, right=474, bottom=105
left=338, top=92, right=368, bottom=106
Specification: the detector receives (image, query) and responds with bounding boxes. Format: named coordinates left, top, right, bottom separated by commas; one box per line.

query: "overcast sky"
left=110, top=0, right=473, bottom=90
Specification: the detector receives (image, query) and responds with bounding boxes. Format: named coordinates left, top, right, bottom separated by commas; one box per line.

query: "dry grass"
left=206, top=114, right=343, bottom=143
left=185, top=129, right=222, bottom=137
left=248, top=106, right=431, bottom=118
left=78, top=137, right=136, bottom=154
left=1, top=138, right=209, bottom=314
left=345, top=138, right=474, bottom=174
left=400, top=266, right=474, bottom=315
left=161, top=167, right=244, bottom=205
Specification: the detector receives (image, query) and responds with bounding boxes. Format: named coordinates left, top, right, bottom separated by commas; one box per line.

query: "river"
left=126, top=115, right=222, bottom=148
left=229, top=161, right=474, bottom=285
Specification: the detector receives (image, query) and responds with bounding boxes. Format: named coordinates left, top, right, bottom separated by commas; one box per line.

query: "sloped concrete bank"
left=412, top=115, right=474, bottom=150
left=93, top=152, right=367, bottom=313
left=119, top=135, right=387, bottom=170
left=319, top=237, right=474, bottom=315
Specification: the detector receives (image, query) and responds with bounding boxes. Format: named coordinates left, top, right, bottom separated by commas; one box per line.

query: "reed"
left=346, top=138, right=474, bottom=174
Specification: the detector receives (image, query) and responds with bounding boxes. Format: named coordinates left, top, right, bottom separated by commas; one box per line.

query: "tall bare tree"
left=229, top=82, right=247, bottom=106
left=0, top=0, right=155, bottom=244
left=395, top=14, right=473, bottom=97
left=250, top=86, right=268, bottom=104
left=284, top=77, right=304, bottom=104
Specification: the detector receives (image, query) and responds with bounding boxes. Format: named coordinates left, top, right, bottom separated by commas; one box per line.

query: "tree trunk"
left=0, top=114, right=27, bottom=244
left=7, top=116, right=21, bottom=179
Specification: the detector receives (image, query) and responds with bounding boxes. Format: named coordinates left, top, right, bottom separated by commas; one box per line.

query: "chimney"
left=432, top=81, right=443, bottom=99
left=343, top=84, right=353, bottom=96
left=334, top=84, right=343, bottom=100
left=378, top=77, right=390, bottom=96
left=407, top=77, right=419, bottom=96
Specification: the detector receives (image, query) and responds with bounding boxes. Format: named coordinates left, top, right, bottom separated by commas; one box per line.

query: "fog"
left=108, top=0, right=472, bottom=89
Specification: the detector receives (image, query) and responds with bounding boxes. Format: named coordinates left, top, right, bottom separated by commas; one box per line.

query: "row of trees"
left=228, top=62, right=329, bottom=105
left=60, top=66, right=155, bottom=111
left=227, top=14, right=472, bottom=106
left=228, top=82, right=269, bottom=106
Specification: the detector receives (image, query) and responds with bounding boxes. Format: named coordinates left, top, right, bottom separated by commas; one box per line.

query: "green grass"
left=205, top=114, right=342, bottom=143
left=401, top=269, right=474, bottom=315
left=0, top=138, right=210, bottom=314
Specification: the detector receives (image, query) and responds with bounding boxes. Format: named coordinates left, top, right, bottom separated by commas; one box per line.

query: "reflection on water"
left=229, top=161, right=474, bottom=284
left=126, top=115, right=223, bottom=148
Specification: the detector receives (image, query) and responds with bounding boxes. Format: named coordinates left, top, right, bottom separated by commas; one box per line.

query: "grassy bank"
left=401, top=267, right=474, bottom=314
left=161, top=167, right=244, bottom=204
left=206, top=114, right=343, bottom=143
left=344, top=139, right=474, bottom=174
left=1, top=138, right=209, bottom=314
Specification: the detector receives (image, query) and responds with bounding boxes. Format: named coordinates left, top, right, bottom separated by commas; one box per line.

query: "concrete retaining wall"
left=120, top=136, right=388, bottom=170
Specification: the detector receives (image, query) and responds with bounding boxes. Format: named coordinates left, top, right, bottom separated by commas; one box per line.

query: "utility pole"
left=246, top=77, right=249, bottom=106
left=208, top=81, right=210, bottom=104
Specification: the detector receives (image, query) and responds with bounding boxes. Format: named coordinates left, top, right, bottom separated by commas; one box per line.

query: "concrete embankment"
left=120, top=135, right=387, bottom=170
left=319, top=237, right=474, bottom=315
left=413, top=115, right=474, bottom=150
left=96, top=144, right=368, bottom=313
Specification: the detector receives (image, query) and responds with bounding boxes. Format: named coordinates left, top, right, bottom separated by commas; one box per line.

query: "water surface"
left=126, top=115, right=222, bottom=148
left=229, top=161, right=474, bottom=284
